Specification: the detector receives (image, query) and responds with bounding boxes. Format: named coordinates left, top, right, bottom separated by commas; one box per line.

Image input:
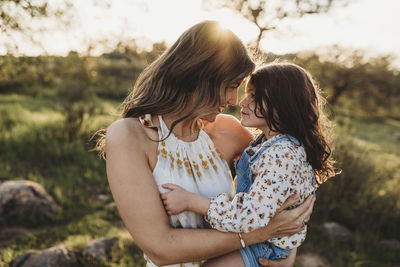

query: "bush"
left=314, top=134, right=400, bottom=239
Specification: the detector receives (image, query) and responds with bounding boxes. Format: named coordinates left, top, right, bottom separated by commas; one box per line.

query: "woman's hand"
left=269, top=194, right=315, bottom=238
left=161, top=184, right=192, bottom=215
left=259, top=248, right=297, bottom=267
left=243, top=194, right=315, bottom=245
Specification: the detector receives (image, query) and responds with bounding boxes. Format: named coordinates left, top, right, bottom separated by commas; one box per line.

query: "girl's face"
left=239, top=82, right=268, bottom=130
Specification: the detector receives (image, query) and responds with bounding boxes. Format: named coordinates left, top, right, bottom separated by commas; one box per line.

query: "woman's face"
left=239, top=82, right=268, bottom=130
left=201, top=79, right=243, bottom=122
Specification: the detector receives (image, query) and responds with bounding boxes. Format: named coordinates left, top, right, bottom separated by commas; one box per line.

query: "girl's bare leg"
left=203, top=250, right=245, bottom=267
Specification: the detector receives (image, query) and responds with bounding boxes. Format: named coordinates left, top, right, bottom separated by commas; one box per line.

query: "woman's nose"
left=227, top=91, right=238, bottom=106
left=227, top=97, right=237, bottom=106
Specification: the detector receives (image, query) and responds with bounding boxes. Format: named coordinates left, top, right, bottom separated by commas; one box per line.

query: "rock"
left=82, top=237, right=118, bottom=261
left=96, top=194, right=110, bottom=202
left=321, top=222, right=353, bottom=242
left=296, top=252, right=331, bottom=267
left=0, top=180, right=58, bottom=225
left=11, top=245, right=80, bottom=267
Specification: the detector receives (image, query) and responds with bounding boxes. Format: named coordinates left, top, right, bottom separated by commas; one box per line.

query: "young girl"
left=161, top=62, right=335, bottom=266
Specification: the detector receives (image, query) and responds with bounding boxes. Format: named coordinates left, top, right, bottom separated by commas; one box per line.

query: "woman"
left=97, top=21, right=315, bottom=266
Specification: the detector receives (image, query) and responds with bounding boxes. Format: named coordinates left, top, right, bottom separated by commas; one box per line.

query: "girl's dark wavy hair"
left=94, top=21, right=255, bottom=158
left=250, top=62, right=336, bottom=186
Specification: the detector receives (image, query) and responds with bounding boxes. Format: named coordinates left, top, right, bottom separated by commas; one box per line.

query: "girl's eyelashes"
left=245, top=90, right=255, bottom=97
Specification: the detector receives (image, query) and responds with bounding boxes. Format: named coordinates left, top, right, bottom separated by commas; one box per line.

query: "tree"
left=1, top=0, right=50, bottom=33
left=204, top=0, right=348, bottom=48
left=296, top=47, right=400, bottom=117
left=0, top=0, right=73, bottom=53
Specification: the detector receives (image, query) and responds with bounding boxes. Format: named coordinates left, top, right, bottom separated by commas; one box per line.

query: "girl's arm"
left=162, top=146, right=308, bottom=249
left=210, top=146, right=295, bottom=228
left=106, top=119, right=312, bottom=266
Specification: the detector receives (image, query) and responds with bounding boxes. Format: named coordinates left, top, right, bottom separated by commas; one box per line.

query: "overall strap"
left=249, top=134, right=318, bottom=196
left=249, top=135, right=300, bottom=163
left=312, top=172, right=317, bottom=196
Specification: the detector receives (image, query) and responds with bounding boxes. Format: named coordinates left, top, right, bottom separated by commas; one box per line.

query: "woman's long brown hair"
left=94, top=21, right=255, bottom=157
left=250, top=63, right=336, bottom=185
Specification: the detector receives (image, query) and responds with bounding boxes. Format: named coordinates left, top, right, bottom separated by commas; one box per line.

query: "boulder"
left=0, top=180, right=58, bottom=225
left=82, top=237, right=118, bottom=261
left=96, top=194, right=110, bottom=202
left=11, top=245, right=79, bottom=267
left=296, top=252, right=332, bottom=267
left=321, top=222, right=353, bottom=242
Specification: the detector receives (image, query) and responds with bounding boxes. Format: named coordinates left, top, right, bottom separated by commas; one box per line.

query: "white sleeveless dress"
left=139, top=114, right=235, bottom=267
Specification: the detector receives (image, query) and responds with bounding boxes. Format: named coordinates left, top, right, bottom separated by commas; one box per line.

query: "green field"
left=1, top=93, right=399, bottom=266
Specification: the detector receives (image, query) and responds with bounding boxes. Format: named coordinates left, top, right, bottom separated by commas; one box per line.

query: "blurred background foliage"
left=1, top=0, right=400, bottom=266
left=1, top=42, right=399, bottom=266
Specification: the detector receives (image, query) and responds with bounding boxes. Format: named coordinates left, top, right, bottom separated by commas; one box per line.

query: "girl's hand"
left=161, top=183, right=192, bottom=215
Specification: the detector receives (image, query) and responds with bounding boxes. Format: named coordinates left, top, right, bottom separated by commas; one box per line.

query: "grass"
left=1, top=93, right=399, bottom=266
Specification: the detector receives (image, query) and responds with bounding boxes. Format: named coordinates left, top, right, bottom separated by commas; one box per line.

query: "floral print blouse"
left=206, top=134, right=315, bottom=250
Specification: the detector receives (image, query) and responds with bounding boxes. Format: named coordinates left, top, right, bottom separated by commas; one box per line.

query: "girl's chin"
left=240, top=119, right=249, bottom=126
left=240, top=120, right=257, bottom=128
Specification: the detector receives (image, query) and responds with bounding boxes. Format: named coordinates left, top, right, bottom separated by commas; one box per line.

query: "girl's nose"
left=239, top=96, right=248, bottom=107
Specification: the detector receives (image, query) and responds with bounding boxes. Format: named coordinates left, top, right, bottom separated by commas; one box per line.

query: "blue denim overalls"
left=235, top=134, right=316, bottom=266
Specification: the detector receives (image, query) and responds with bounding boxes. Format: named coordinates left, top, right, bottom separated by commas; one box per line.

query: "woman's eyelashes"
left=229, top=81, right=242, bottom=89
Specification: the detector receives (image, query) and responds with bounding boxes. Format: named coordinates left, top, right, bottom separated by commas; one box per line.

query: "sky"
left=2, top=0, right=400, bottom=66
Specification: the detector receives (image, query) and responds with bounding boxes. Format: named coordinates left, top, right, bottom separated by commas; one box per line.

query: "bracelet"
left=238, top=232, right=246, bottom=248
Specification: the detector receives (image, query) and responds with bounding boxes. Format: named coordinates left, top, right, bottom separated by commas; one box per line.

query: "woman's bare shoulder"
left=106, top=117, right=157, bottom=145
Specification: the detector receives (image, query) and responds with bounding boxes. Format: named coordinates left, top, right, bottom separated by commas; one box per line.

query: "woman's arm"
left=106, top=119, right=314, bottom=265
left=161, top=184, right=307, bottom=251
left=106, top=119, right=310, bottom=266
